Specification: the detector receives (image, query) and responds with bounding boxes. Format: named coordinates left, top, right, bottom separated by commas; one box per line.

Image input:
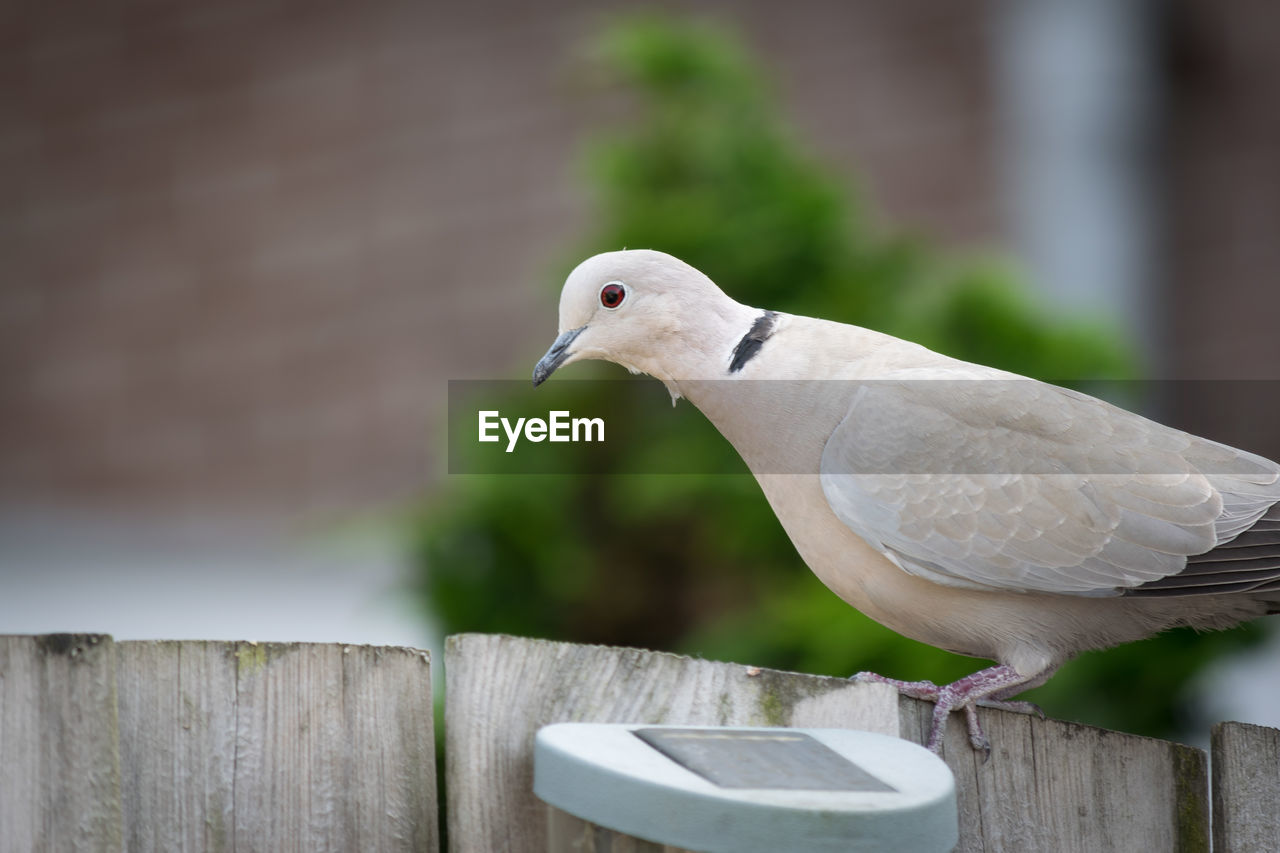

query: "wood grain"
left=446, top=633, right=1212, bottom=853
left=910, top=704, right=1209, bottom=853
left=444, top=633, right=901, bottom=853
left=548, top=806, right=694, bottom=853
left=3, top=630, right=1259, bottom=851
left=0, top=634, right=123, bottom=852
left=116, top=640, right=237, bottom=852
left=1212, top=721, right=1280, bottom=852
left=2, top=636, right=438, bottom=852
left=119, top=641, right=437, bottom=853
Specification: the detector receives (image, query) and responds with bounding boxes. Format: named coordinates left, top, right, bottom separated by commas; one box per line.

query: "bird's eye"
left=600, top=282, right=626, bottom=309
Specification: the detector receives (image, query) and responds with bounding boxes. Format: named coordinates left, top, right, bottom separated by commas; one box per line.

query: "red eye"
left=600, top=282, right=626, bottom=309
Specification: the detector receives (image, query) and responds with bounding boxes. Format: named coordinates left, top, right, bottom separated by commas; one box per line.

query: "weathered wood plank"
left=446, top=633, right=1210, bottom=853
left=116, top=641, right=237, bottom=852
left=115, top=641, right=437, bottom=852
left=444, top=632, right=901, bottom=853
left=0, top=634, right=123, bottom=852
left=901, top=700, right=1208, bottom=853
left=231, top=643, right=437, bottom=852
left=1212, top=720, right=1280, bottom=852
left=548, top=806, right=693, bottom=853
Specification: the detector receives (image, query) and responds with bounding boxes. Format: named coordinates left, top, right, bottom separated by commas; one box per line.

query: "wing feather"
left=819, top=378, right=1280, bottom=596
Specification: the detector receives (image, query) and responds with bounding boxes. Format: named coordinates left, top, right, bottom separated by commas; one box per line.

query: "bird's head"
left=532, top=249, right=749, bottom=396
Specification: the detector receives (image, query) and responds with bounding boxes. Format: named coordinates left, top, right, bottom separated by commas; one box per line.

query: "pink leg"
left=977, top=697, right=1044, bottom=717
left=853, top=665, right=1048, bottom=757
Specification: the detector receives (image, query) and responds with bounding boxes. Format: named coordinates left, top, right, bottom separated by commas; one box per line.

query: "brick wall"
left=1164, top=0, right=1280, bottom=452
left=0, top=1, right=995, bottom=516
left=0, top=1, right=594, bottom=513
left=4, top=0, right=1275, bottom=518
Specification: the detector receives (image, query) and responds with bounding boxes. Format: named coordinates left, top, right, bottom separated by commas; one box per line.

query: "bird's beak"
left=532, top=325, right=585, bottom=387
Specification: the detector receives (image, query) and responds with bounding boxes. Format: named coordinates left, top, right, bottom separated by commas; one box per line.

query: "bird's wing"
left=818, top=376, right=1280, bottom=596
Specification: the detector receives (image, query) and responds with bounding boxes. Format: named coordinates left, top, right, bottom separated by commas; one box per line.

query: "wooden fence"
left=2, top=632, right=1278, bottom=852
left=0, top=635, right=436, bottom=852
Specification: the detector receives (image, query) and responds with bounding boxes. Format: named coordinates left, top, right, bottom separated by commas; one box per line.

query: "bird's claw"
left=963, top=704, right=993, bottom=762
left=978, top=697, right=1045, bottom=719
left=851, top=671, right=940, bottom=701
left=856, top=664, right=1037, bottom=757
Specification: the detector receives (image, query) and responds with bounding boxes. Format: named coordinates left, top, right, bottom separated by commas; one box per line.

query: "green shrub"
left=413, top=14, right=1262, bottom=739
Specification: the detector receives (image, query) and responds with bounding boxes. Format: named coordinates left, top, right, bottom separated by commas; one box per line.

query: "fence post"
left=1212, top=721, right=1280, bottom=852
left=445, top=632, right=1210, bottom=853
left=115, top=640, right=438, bottom=852
left=0, top=635, right=438, bottom=852
left=0, top=634, right=122, bottom=852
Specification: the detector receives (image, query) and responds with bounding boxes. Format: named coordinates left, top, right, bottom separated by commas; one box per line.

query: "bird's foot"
left=851, top=671, right=941, bottom=701
left=976, top=697, right=1045, bottom=719
left=852, top=665, right=1037, bottom=757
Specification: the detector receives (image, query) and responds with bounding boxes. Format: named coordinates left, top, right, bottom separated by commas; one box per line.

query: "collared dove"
left=532, top=249, right=1280, bottom=755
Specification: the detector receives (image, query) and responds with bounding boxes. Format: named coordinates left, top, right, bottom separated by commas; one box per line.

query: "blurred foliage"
left=414, top=15, right=1264, bottom=739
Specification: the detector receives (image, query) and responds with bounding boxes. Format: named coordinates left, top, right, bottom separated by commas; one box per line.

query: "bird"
left=532, top=248, right=1280, bottom=755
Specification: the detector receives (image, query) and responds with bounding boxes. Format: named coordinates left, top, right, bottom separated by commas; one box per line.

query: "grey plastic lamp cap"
left=534, top=724, right=958, bottom=853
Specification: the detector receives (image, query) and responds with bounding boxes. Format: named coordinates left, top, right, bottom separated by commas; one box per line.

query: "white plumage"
left=533, top=249, right=1280, bottom=754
